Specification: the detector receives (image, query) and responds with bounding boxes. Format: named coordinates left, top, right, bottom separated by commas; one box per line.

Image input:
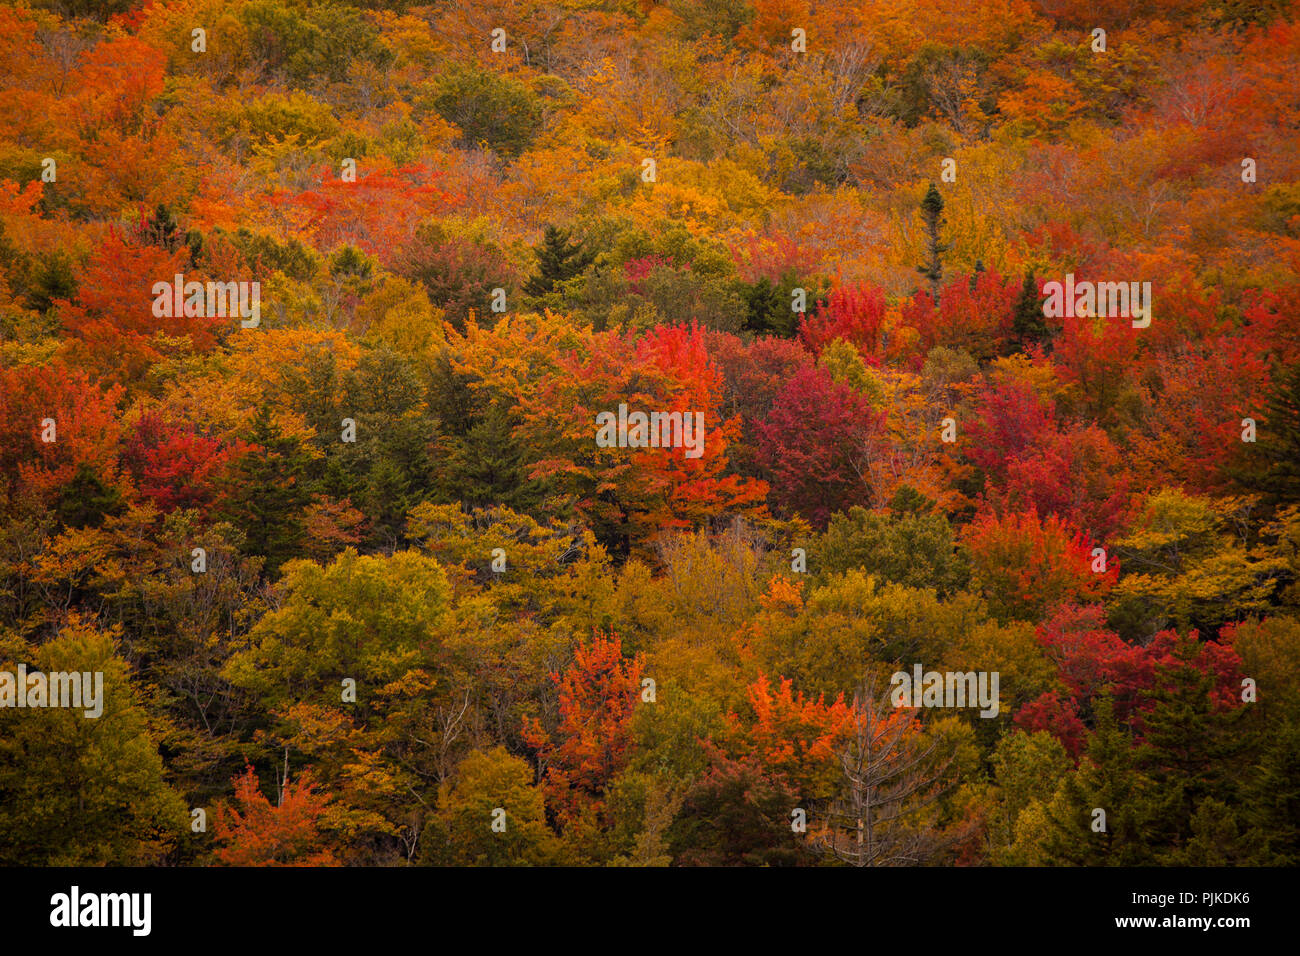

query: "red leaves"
left=966, top=380, right=1132, bottom=538
left=1014, top=691, right=1088, bottom=759
left=122, top=412, right=245, bottom=517
left=1132, top=333, right=1274, bottom=492
left=798, top=282, right=887, bottom=358
left=756, top=365, right=883, bottom=527
left=1036, top=604, right=1129, bottom=702
left=1017, top=604, right=1246, bottom=756
left=999, top=424, right=1133, bottom=539
left=797, top=271, right=1020, bottom=368
left=708, top=332, right=811, bottom=411
left=964, top=508, right=1117, bottom=621
left=623, top=254, right=678, bottom=294
left=270, top=164, right=456, bottom=263
left=965, top=379, right=1058, bottom=477
left=57, top=231, right=222, bottom=388
left=899, top=270, right=1020, bottom=364
left=1051, top=309, right=1143, bottom=427
left=523, top=322, right=767, bottom=549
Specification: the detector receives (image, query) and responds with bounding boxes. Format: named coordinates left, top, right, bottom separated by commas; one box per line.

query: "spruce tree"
left=141, top=203, right=182, bottom=250
left=916, top=182, right=948, bottom=299
left=1236, top=361, right=1300, bottom=508
left=1038, top=698, right=1165, bottom=865
left=24, top=249, right=77, bottom=314
left=1174, top=798, right=1253, bottom=865
left=1011, top=271, right=1050, bottom=352
left=742, top=276, right=784, bottom=336
left=1242, top=720, right=1300, bottom=864
left=220, top=404, right=313, bottom=575
left=524, top=225, right=594, bottom=297
left=439, top=401, right=541, bottom=512
left=55, top=462, right=124, bottom=528
left=1137, top=645, right=1252, bottom=858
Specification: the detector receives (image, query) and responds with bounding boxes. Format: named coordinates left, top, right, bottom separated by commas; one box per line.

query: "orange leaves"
left=0, top=7, right=54, bottom=135
left=0, top=178, right=41, bottom=218
left=759, top=574, right=804, bottom=614
left=964, top=508, right=1117, bottom=623
left=213, top=764, right=338, bottom=867
left=736, top=0, right=813, bottom=54
left=516, top=321, right=767, bottom=552
left=524, top=630, right=644, bottom=824
left=66, top=36, right=167, bottom=137
left=724, top=672, right=856, bottom=799
left=997, top=71, right=1086, bottom=136
left=56, top=231, right=218, bottom=389
left=630, top=323, right=768, bottom=527
left=265, top=164, right=458, bottom=263
left=1128, top=334, right=1273, bottom=493
left=0, top=360, right=124, bottom=509
left=0, top=179, right=62, bottom=256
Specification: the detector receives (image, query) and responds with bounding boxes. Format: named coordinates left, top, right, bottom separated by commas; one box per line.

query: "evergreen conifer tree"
left=916, top=183, right=948, bottom=299
left=524, top=225, right=594, bottom=297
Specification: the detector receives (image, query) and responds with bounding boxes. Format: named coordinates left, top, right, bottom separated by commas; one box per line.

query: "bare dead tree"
left=821, top=672, right=955, bottom=866
left=921, top=58, right=985, bottom=139
left=434, top=687, right=472, bottom=783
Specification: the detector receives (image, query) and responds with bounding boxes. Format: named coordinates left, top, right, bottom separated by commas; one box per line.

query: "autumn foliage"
left=1, top=0, right=1298, bottom=871
left=213, top=765, right=337, bottom=867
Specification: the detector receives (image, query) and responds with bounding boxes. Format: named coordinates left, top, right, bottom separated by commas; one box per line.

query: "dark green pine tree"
left=523, top=224, right=594, bottom=297
left=55, top=462, right=124, bottom=529
left=342, top=346, right=437, bottom=547
left=438, top=401, right=544, bottom=513
left=362, top=456, right=414, bottom=550
left=1039, top=698, right=1166, bottom=865
left=744, top=268, right=820, bottom=338
left=742, top=276, right=784, bottom=336
left=24, top=249, right=77, bottom=314
left=141, top=204, right=182, bottom=250
left=220, top=404, right=313, bottom=575
left=428, top=356, right=543, bottom=512
left=915, top=182, right=948, bottom=300
left=139, top=203, right=203, bottom=259
left=1234, top=361, right=1300, bottom=509
left=1137, top=644, right=1253, bottom=859
left=1241, top=719, right=1300, bottom=864
left=1010, top=271, right=1051, bottom=353
left=1174, top=798, right=1253, bottom=865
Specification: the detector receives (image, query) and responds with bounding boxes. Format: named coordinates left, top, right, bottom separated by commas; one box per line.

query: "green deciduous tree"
left=0, top=618, right=188, bottom=865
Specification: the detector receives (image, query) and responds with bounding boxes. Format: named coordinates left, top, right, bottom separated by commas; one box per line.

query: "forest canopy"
left=0, top=0, right=1298, bottom=867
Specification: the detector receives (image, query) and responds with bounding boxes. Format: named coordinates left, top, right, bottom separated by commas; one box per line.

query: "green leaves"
left=0, top=619, right=188, bottom=865
left=428, top=66, right=544, bottom=159
left=225, top=547, right=452, bottom=702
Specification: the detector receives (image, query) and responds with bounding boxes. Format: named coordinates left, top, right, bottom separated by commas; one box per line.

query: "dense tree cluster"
left=0, top=0, right=1298, bottom=866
